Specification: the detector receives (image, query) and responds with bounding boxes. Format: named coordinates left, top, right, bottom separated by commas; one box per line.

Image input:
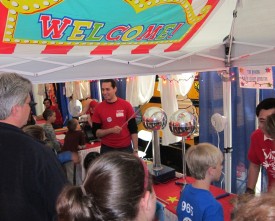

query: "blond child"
left=176, top=142, right=224, bottom=221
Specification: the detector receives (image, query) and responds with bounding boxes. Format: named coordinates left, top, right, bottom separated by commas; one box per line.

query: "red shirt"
left=248, top=129, right=275, bottom=189
left=49, top=105, right=63, bottom=126
left=92, top=98, right=134, bottom=148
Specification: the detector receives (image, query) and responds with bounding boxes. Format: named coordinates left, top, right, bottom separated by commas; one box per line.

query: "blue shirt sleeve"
left=57, top=151, right=72, bottom=164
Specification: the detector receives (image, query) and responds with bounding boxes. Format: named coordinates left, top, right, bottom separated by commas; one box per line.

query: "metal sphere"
left=169, top=109, right=197, bottom=137
left=142, top=107, right=167, bottom=131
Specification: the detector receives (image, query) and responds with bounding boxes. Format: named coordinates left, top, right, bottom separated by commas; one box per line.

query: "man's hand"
left=95, top=125, right=122, bottom=138
left=133, top=149, right=139, bottom=156
left=111, top=126, right=122, bottom=134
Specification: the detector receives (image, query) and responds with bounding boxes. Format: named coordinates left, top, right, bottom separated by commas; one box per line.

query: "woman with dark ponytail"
left=56, top=151, right=156, bottom=221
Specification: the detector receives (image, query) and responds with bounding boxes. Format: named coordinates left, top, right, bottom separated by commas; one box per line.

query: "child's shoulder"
left=66, top=130, right=83, bottom=135
left=43, top=123, right=54, bottom=129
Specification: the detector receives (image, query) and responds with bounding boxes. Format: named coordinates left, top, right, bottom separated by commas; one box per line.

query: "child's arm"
left=57, top=151, right=79, bottom=164
left=44, top=125, right=61, bottom=152
left=57, top=151, right=72, bottom=164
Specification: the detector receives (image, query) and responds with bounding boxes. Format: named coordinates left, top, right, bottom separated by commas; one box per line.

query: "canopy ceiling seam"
left=0, top=68, right=35, bottom=76
left=127, top=55, right=151, bottom=63
left=225, top=0, right=241, bottom=67
left=196, top=53, right=225, bottom=61
left=72, top=57, right=103, bottom=66
left=103, top=57, right=154, bottom=68
left=37, top=65, right=74, bottom=76
left=233, top=41, right=275, bottom=48
left=231, top=47, right=275, bottom=62
left=0, top=60, right=33, bottom=68
left=36, top=57, right=104, bottom=75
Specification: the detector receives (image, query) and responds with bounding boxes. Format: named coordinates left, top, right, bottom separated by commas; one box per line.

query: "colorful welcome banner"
left=239, top=66, right=273, bottom=89
left=0, top=0, right=222, bottom=55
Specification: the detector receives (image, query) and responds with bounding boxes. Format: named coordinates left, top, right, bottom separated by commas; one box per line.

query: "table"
left=153, top=176, right=235, bottom=221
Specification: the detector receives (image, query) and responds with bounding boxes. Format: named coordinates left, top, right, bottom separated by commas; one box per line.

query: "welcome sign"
left=0, top=0, right=221, bottom=54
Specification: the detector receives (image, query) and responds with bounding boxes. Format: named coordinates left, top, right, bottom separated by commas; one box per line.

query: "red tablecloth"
left=153, top=177, right=236, bottom=221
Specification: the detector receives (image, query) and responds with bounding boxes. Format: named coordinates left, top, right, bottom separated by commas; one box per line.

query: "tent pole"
left=97, top=80, right=102, bottom=102
left=222, top=0, right=241, bottom=193
left=223, top=80, right=232, bottom=193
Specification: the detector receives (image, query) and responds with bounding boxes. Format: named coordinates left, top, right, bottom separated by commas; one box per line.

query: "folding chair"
left=137, top=130, right=152, bottom=158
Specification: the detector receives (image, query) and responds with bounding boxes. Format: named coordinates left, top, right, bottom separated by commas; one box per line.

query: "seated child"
left=176, top=142, right=224, bottom=221
left=22, top=125, right=79, bottom=165
left=63, top=118, right=86, bottom=152
left=42, top=109, right=61, bottom=153
left=62, top=118, right=86, bottom=185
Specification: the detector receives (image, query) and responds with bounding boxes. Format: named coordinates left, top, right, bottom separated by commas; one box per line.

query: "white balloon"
left=68, top=99, right=82, bottom=117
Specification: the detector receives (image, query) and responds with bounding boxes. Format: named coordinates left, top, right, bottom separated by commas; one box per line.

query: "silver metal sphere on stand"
left=143, top=107, right=167, bottom=171
left=169, top=110, right=197, bottom=182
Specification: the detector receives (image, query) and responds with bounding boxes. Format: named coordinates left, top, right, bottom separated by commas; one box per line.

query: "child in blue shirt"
left=176, top=142, right=224, bottom=221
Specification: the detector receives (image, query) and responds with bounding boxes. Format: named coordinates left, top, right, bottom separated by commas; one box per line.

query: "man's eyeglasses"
left=29, top=101, right=37, bottom=107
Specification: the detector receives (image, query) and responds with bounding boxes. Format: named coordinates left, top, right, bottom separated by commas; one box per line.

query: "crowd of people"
left=0, top=72, right=154, bottom=221
left=2, top=71, right=275, bottom=221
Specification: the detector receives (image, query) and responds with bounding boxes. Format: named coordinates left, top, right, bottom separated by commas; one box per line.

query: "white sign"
left=239, top=66, right=273, bottom=89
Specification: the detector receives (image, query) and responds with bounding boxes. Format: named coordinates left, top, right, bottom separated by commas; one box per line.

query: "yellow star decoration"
left=167, top=196, right=178, bottom=204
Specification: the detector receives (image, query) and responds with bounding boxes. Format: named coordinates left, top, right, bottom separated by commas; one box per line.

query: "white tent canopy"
left=0, top=0, right=274, bottom=83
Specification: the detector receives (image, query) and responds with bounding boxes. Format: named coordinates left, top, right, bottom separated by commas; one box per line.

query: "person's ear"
left=206, top=166, right=214, bottom=177
left=140, top=191, right=153, bottom=211
left=11, top=104, right=20, bottom=116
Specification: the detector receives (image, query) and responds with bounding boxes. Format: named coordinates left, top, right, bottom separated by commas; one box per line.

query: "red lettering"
left=136, top=25, right=164, bottom=41
left=39, top=15, right=72, bottom=39
left=106, top=26, right=130, bottom=41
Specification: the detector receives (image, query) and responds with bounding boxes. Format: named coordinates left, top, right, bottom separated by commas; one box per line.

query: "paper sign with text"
left=239, top=66, right=273, bottom=89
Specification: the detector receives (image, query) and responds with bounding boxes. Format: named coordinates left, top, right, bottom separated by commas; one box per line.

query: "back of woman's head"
left=56, top=151, right=152, bottom=221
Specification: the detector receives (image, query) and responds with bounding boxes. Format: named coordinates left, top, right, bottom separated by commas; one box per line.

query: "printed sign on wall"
left=239, top=66, right=273, bottom=89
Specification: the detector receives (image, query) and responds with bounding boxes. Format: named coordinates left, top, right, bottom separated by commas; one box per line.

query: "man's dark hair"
left=256, top=98, right=275, bottom=117
left=101, top=79, right=116, bottom=88
left=43, top=98, right=52, bottom=105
